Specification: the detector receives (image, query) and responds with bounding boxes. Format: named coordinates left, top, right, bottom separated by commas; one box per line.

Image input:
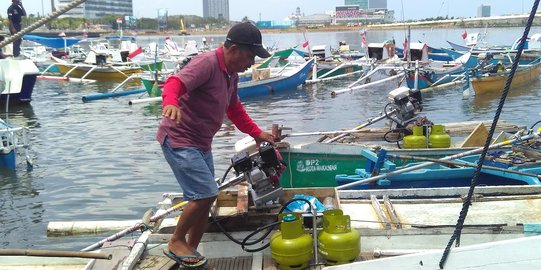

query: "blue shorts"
left=161, top=137, right=218, bottom=201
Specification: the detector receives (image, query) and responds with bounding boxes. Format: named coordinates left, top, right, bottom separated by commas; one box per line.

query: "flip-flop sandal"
left=163, top=249, right=208, bottom=268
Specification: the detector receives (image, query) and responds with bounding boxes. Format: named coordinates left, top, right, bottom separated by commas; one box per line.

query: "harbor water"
left=1, top=27, right=541, bottom=250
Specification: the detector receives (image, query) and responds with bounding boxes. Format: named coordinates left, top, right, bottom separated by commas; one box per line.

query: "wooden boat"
left=335, top=149, right=541, bottom=189
left=0, top=59, right=39, bottom=103
left=304, top=45, right=363, bottom=84
left=237, top=58, right=314, bottom=99
left=8, top=184, right=541, bottom=269
left=396, top=45, right=453, bottom=62
left=268, top=120, right=527, bottom=188
left=141, top=58, right=314, bottom=99
left=470, top=58, right=541, bottom=95
left=47, top=55, right=143, bottom=82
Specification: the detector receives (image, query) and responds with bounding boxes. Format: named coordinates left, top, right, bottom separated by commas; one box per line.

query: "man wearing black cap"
left=7, top=0, right=26, bottom=57
left=157, top=22, right=273, bottom=268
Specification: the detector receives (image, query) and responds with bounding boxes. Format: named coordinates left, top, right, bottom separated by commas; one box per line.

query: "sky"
left=0, top=0, right=536, bottom=21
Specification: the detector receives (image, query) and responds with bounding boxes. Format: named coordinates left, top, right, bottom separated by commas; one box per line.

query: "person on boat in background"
left=157, top=22, right=273, bottom=268
left=7, top=0, right=26, bottom=58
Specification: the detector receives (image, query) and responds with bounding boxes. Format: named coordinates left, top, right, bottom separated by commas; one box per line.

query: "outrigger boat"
left=470, top=57, right=541, bottom=95
left=139, top=58, right=315, bottom=100
left=6, top=140, right=541, bottom=269
left=40, top=55, right=143, bottom=82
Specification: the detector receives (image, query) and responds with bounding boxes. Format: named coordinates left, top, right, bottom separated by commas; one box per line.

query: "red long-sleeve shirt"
left=157, top=48, right=262, bottom=152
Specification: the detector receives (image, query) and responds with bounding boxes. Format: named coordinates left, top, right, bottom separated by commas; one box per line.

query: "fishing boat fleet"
left=3, top=4, right=541, bottom=268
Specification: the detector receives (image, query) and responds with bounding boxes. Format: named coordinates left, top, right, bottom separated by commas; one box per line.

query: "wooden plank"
left=263, top=254, right=276, bottom=269
left=460, top=122, right=489, bottom=147
left=89, top=240, right=131, bottom=270
left=205, top=256, right=251, bottom=270
left=237, top=183, right=249, bottom=214
left=133, top=255, right=176, bottom=270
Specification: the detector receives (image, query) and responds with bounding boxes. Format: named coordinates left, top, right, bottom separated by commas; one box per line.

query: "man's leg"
left=12, top=25, right=21, bottom=57
left=187, top=196, right=215, bottom=249
left=13, top=38, right=21, bottom=57
left=168, top=196, right=216, bottom=262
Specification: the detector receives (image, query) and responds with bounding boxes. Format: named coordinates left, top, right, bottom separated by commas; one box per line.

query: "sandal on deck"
left=163, top=249, right=208, bottom=268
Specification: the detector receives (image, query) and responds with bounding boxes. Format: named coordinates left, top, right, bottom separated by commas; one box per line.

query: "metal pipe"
left=0, top=0, right=89, bottom=49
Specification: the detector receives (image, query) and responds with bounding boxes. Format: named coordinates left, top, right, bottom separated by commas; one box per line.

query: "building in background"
left=345, top=0, right=368, bottom=10
left=478, top=5, right=491, bottom=17
left=57, top=0, right=133, bottom=19
left=369, top=0, right=387, bottom=9
left=203, top=0, right=230, bottom=21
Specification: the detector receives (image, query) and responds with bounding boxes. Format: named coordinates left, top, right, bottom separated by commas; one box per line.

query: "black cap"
left=226, top=22, right=271, bottom=58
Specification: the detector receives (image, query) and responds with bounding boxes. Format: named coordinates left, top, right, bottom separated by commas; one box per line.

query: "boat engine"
left=220, top=142, right=285, bottom=209
left=385, top=86, right=423, bottom=128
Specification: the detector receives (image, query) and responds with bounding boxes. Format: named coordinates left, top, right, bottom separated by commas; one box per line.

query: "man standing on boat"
left=7, top=0, right=26, bottom=58
left=157, top=22, right=273, bottom=268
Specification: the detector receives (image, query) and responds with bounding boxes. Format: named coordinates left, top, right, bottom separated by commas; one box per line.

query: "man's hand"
left=254, top=131, right=275, bottom=148
left=162, top=104, right=181, bottom=124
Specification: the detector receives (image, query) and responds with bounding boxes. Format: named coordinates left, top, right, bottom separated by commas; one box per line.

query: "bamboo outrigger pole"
left=0, top=0, right=89, bottom=49
left=81, top=201, right=188, bottom=252
left=0, top=249, right=111, bottom=260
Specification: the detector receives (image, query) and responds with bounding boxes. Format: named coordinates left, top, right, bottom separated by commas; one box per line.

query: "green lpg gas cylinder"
left=318, top=209, right=360, bottom=265
left=429, top=124, right=451, bottom=148
left=403, top=125, right=428, bottom=149
left=270, top=213, right=313, bottom=270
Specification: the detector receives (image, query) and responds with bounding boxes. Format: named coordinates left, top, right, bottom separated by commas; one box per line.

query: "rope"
left=0, top=0, right=88, bottom=49
left=438, top=1, right=540, bottom=268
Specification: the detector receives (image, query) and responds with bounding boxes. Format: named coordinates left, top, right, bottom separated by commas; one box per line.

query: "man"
left=7, top=0, right=26, bottom=57
left=157, top=22, right=273, bottom=268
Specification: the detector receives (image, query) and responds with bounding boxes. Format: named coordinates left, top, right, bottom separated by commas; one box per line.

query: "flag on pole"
left=360, top=29, right=368, bottom=47
left=403, top=36, right=408, bottom=58
left=302, top=41, right=309, bottom=48
left=461, top=30, right=468, bottom=39
left=127, top=47, right=144, bottom=62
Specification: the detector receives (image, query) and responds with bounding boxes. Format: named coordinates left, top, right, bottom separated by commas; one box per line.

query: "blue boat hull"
left=336, top=153, right=541, bottom=190
left=238, top=59, right=314, bottom=99
left=0, top=150, right=16, bottom=170
left=406, top=66, right=465, bottom=89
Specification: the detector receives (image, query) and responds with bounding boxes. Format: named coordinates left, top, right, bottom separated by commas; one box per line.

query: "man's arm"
left=227, top=101, right=274, bottom=145
left=7, top=7, right=16, bottom=33
left=161, top=76, right=186, bottom=124
left=19, top=1, right=26, bottom=16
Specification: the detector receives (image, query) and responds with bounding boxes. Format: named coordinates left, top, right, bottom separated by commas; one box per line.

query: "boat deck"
left=131, top=254, right=331, bottom=270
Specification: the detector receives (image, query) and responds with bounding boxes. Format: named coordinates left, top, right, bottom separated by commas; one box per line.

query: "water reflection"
left=468, top=80, right=541, bottom=113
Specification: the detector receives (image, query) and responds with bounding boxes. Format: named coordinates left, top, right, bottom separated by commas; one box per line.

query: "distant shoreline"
left=4, top=14, right=537, bottom=38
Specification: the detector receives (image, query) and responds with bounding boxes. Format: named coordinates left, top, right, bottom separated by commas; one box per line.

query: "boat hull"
left=238, top=59, right=314, bottom=99
left=55, top=64, right=142, bottom=81
left=471, top=61, right=541, bottom=95
left=0, top=74, right=37, bottom=103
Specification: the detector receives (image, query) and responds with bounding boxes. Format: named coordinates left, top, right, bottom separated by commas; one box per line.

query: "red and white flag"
left=128, top=47, right=144, bottom=62
left=360, top=30, right=368, bottom=47
left=461, top=30, right=468, bottom=39
left=402, top=36, right=409, bottom=59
